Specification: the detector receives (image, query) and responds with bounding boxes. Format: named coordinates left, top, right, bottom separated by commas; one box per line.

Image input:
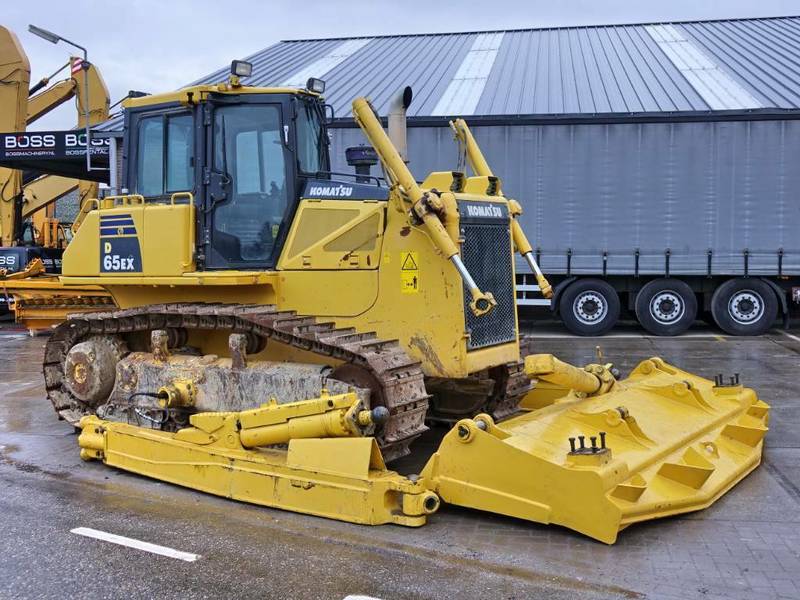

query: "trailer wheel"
left=559, top=278, right=620, bottom=336
left=634, top=279, right=697, bottom=336
left=711, top=278, right=778, bottom=336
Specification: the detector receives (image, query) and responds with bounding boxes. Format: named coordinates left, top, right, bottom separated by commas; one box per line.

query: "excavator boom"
left=27, top=78, right=75, bottom=123
left=0, top=26, right=30, bottom=248
left=24, top=55, right=110, bottom=239
left=1, top=30, right=110, bottom=249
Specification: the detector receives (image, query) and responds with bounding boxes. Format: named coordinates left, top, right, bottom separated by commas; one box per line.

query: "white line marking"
left=70, top=527, right=200, bottom=562
left=343, top=596, right=383, bottom=600
left=777, top=330, right=800, bottom=343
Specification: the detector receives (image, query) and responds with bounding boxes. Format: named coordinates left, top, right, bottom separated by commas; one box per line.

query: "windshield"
left=296, top=99, right=327, bottom=175
left=212, top=104, right=288, bottom=264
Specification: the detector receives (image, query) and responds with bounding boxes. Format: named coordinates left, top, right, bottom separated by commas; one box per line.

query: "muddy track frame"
left=44, top=302, right=527, bottom=461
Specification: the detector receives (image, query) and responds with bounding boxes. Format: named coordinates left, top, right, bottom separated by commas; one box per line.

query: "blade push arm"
left=171, top=388, right=390, bottom=449
left=524, top=354, right=615, bottom=396
left=450, top=119, right=552, bottom=299
left=352, top=97, right=496, bottom=316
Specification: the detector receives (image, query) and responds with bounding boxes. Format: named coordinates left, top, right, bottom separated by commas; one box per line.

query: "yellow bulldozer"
left=46, top=61, right=769, bottom=544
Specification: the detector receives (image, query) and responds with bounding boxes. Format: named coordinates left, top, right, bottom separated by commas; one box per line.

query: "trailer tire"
left=634, top=279, right=697, bottom=336
left=711, top=278, right=778, bottom=336
left=559, top=278, right=620, bottom=336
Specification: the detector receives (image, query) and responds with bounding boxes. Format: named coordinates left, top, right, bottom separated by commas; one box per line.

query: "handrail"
left=99, top=194, right=145, bottom=208
left=170, top=191, right=195, bottom=205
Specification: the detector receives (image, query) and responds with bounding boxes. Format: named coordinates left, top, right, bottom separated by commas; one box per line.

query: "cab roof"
left=123, top=83, right=321, bottom=110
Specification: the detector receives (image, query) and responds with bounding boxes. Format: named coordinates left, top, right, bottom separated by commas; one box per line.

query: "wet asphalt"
left=1, top=318, right=799, bottom=599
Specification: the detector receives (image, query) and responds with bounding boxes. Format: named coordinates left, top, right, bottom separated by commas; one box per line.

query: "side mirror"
left=324, top=104, right=335, bottom=125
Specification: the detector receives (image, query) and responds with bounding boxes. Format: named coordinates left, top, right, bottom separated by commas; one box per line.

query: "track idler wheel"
left=331, top=363, right=386, bottom=409
left=63, top=335, right=127, bottom=407
left=165, top=327, right=188, bottom=348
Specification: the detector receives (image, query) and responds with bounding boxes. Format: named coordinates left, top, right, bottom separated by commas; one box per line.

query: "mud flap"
left=421, top=357, right=769, bottom=543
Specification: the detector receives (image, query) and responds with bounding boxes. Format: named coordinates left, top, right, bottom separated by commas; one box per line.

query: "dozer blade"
left=421, top=357, right=769, bottom=544
left=75, top=357, right=767, bottom=544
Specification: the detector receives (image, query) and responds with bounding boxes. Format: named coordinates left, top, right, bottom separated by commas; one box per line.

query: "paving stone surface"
left=0, top=323, right=798, bottom=599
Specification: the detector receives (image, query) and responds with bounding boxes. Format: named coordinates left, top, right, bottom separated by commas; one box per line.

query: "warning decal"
left=400, top=251, right=419, bottom=294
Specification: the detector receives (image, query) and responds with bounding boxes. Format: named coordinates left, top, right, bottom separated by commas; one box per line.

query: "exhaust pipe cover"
left=387, top=86, right=413, bottom=162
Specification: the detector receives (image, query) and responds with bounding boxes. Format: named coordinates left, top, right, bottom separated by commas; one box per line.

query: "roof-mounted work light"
left=230, top=60, right=253, bottom=78
left=306, top=78, right=326, bottom=94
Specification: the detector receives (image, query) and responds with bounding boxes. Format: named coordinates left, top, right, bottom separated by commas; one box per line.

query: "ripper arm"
left=352, top=97, right=496, bottom=317
left=450, top=119, right=552, bottom=298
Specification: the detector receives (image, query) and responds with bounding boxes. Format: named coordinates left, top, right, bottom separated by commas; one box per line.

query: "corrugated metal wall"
left=331, top=118, right=800, bottom=276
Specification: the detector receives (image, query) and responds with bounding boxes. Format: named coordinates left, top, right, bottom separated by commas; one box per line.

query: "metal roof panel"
left=95, top=16, right=800, bottom=133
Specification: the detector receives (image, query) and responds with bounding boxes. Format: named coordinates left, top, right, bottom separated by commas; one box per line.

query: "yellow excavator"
left=46, top=61, right=768, bottom=543
left=0, top=25, right=113, bottom=331
left=23, top=50, right=110, bottom=243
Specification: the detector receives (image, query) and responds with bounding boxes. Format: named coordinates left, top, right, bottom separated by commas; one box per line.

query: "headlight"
left=306, top=78, right=326, bottom=94
left=230, top=60, right=253, bottom=78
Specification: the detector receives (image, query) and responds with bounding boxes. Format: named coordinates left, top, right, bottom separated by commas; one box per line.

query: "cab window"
left=296, top=100, right=325, bottom=174
left=135, top=112, right=193, bottom=197
left=212, top=104, right=288, bottom=264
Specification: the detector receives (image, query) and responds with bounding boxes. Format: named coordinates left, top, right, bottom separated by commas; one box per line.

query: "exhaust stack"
left=387, top=86, right=413, bottom=162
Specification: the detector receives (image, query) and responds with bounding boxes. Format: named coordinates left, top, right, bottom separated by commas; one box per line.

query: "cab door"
left=204, top=96, right=296, bottom=270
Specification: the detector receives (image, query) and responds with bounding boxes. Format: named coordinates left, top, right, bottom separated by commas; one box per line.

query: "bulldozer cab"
left=123, top=83, right=331, bottom=271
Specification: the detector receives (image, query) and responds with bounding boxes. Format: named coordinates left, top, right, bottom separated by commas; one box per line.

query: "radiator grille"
left=462, top=220, right=517, bottom=350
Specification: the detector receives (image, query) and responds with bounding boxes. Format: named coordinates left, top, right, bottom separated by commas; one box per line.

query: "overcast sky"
left=5, top=0, right=798, bottom=130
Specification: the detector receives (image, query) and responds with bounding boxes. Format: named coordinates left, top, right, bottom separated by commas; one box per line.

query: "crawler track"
left=44, top=303, right=527, bottom=461
left=487, top=360, right=531, bottom=420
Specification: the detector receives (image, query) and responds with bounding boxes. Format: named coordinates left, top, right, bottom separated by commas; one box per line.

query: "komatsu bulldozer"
left=47, top=61, right=769, bottom=543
